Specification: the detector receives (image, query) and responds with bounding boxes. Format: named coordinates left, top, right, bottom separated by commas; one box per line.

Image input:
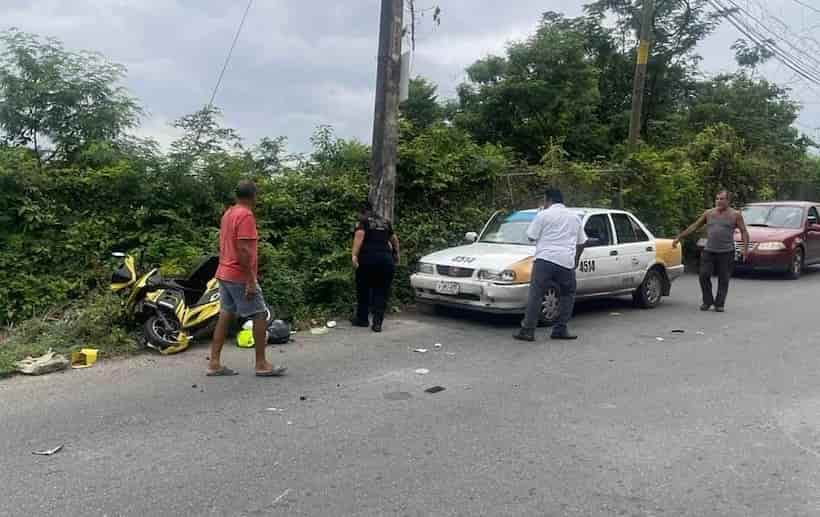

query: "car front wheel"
left=787, top=248, right=804, bottom=280
left=634, top=269, right=664, bottom=309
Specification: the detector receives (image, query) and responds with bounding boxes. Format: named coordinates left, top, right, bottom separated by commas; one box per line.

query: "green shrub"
left=0, top=292, right=138, bottom=376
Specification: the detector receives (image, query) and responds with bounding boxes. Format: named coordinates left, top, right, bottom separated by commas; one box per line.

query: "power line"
left=713, top=0, right=820, bottom=83
left=723, top=0, right=820, bottom=73
left=208, top=0, right=254, bottom=108
left=791, top=0, right=820, bottom=16
left=709, top=0, right=820, bottom=85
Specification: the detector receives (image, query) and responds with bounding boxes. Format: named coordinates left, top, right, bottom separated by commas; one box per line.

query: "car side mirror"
left=464, top=232, right=478, bottom=243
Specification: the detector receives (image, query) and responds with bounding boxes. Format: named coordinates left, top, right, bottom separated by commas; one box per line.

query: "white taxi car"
left=410, top=208, right=684, bottom=323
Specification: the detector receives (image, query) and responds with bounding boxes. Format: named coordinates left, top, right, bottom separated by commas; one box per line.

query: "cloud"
left=2, top=0, right=819, bottom=152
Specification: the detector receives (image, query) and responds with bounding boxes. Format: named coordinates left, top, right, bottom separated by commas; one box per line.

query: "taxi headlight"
left=479, top=269, right=517, bottom=283
left=417, top=262, right=435, bottom=275
left=756, top=241, right=786, bottom=251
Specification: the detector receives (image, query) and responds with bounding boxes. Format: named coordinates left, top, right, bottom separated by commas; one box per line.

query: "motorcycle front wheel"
left=144, top=315, right=183, bottom=352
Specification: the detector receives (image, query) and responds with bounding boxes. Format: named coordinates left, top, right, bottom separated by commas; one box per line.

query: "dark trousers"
left=522, top=259, right=576, bottom=334
left=700, top=250, right=733, bottom=308
left=355, top=257, right=395, bottom=322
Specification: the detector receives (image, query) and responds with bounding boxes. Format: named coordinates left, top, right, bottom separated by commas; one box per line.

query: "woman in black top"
left=351, top=202, right=400, bottom=332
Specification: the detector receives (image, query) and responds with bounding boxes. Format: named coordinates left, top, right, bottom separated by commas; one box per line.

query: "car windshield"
left=479, top=211, right=536, bottom=245
left=479, top=210, right=585, bottom=245
left=742, top=205, right=804, bottom=229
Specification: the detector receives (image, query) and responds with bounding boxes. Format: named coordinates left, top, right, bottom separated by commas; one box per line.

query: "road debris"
left=273, top=489, right=292, bottom=505
left=310, top=327, right=330, bottom=336
left=32, top=444, right=64, bottom=456
left=671, top=330, right=685, bottom=334
left=191, top=384, right=198, bottom=389
left=299, top=396, right=307, bottom=401
left=70, top=348, right=99, bottom=369
left=610, top=312, right=622, bottom=316
left=696, top=331, right=706, bottom=336
left=15, top=350, right=69, bottom=376
left=434, top=343, right=443, bottom=349
left=286, top=421, right=293, bottom=426
left=326, top=320, right=337, bottom=329
left=265, top=408, right=285, bottom=413
left=445, top=352, right=456, bottom=357
left=656, top=337, right=665, bottom=342
left=414, top=368, right=430, bottom=375
left=413, top=348, right=428, bottom=353
left=425, top=386, right=446, bottom=394
left=384, top=391, right=413, bottom=401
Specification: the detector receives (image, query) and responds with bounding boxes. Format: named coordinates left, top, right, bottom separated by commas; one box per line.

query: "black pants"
left=700, top=250, right=733, bottom=308
left=355, top=256, right=395, bottom=322
left=522, top=259, right=576, bottom=334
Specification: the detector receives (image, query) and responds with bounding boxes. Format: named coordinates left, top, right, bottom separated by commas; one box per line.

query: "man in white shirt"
left=514, top=188, right=588, bottom=342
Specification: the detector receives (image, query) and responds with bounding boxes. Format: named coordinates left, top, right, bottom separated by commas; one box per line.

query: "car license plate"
left=435, top=281, right=460, bottom=295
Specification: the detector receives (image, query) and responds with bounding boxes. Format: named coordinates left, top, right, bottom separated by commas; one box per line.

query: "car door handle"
left=632, top=258, right=640, bottom=265
left=610, top=250, right=618, bottom=256
left=646, top=246, right=654, bottom=252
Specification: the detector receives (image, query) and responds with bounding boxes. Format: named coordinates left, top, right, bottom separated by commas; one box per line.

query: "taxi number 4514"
left=578, top=259, right=596, bottom=273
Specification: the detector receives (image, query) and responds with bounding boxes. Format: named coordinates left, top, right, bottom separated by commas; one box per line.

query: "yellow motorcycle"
left=110, top=253, right=269, bottom=355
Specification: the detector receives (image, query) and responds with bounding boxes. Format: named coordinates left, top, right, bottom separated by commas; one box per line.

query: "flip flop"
left=206, top=366, right=238, bottom=377
left=256, top=366, right=287, bottom=377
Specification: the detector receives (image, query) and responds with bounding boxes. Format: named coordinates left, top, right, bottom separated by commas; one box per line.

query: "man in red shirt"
left=207, top=181, right=286, bottom=377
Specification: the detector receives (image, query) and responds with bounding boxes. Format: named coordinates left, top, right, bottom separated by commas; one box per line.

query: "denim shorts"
left=218, top=280, right=267, bottom=318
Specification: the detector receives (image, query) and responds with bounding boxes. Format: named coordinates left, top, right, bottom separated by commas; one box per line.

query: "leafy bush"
left=0, top=292, right=138, bottom=376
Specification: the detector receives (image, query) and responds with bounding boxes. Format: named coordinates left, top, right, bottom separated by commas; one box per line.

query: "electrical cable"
left=208, top=0, right=254, bottom=107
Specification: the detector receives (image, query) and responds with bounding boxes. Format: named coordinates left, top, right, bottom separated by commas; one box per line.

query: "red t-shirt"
left=215, top=205, right=258, bottom=283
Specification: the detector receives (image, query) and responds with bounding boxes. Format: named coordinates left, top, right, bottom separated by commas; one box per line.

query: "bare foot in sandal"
left=256, top=362, right=287, bottom=377
left=206, top=366, right=238, bottom=377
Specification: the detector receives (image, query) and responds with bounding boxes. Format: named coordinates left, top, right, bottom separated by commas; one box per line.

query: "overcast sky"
left=4, top=0, right=820, bottom=153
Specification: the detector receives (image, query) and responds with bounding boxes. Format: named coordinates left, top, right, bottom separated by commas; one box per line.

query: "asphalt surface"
left=3, top=271, right=820, bottom=516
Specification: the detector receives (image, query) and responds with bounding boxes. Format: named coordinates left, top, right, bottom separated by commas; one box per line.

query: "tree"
left=453, top=12, right=607, bottom=162
left=0, top=29, right=141, bottom=164
left=400, top=77, right=443, bottom=131
left=687, top=73, right=806, bottom=155
left=731, top=39, right=774, bottom=71
left=584, top=0, right=721, bottom=61
left=584, top=1, right=721, bottom=143
left=169, top=105, right=242, bottom=161
left=252, top=136, right=289, bottom=176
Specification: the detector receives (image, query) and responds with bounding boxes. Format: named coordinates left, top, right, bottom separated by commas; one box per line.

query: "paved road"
left=3, top=271, right=820, bottom=516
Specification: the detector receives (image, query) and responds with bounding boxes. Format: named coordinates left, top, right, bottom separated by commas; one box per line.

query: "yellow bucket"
left=237, top=329, right=254, bottom=348
left=71, top=348, right=99, bottom=369
left=237, top=321, right=255, bottom=348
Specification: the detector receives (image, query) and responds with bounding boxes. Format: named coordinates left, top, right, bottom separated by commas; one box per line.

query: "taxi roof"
left=512, top=207, right=631, bottom=216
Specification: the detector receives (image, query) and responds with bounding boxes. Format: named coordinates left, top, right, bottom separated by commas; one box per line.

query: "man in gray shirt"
left=673, top=190, right=750, bottom=312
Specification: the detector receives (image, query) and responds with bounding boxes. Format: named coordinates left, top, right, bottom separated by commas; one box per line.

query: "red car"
left=731, top=201, right=820, bottom=279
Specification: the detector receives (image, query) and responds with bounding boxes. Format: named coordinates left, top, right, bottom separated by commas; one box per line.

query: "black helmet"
left=267, top=320, right=291, bottom=345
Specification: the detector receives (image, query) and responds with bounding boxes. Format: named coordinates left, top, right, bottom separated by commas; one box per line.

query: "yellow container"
left=71, top=348, right=99, bottom=369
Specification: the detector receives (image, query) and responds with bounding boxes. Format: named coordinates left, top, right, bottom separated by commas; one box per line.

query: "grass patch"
left=0, top=292, right=139, bottom=377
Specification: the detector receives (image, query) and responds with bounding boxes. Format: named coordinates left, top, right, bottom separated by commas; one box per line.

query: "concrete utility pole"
left=370, top=0, right=404, bottom=222
left=628, top=0, right=655, bottom=148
